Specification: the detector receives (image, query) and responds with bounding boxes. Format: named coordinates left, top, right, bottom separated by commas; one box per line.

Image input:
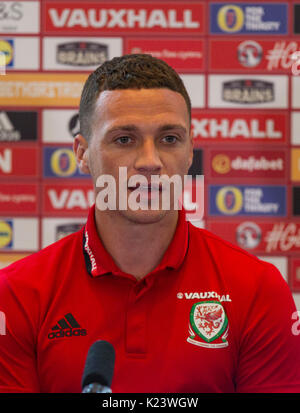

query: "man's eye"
left=162, top=135, right=178, bottom=144
left=116, top=136, right=132, bottom=144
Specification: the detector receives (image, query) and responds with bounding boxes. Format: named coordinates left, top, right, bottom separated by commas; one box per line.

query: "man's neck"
left=94, top=209, right=179, bottom=280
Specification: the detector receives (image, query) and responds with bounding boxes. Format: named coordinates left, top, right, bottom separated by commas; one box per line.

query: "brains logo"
left=212, top=154, right=231, bottom=175
left=0, top=221, right=13, bottom=249
left=217, top=5, right=244, bottom=33
left=50, top=148, right=77, bottom=177
left=216, top=186, right=243, bottom=215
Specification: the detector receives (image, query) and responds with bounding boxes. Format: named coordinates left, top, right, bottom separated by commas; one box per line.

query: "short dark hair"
left=79, top=54, right=191, bottom=141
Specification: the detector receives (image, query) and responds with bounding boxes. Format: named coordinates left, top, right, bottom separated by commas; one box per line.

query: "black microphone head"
left=81, top=340, right=115, bottom=389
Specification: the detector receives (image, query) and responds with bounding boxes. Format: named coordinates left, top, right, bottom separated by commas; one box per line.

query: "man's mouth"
left=127, top=183, right=162, bottom=192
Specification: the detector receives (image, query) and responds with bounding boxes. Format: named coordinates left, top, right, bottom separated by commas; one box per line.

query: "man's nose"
left=134, top=138, right=163, bottom=173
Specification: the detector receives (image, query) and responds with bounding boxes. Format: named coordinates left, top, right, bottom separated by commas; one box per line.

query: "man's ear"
left=73, top=134, right=90, bottom=175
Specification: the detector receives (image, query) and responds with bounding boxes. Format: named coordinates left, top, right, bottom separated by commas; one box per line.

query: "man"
left=0, top=54, right=299, bottom=393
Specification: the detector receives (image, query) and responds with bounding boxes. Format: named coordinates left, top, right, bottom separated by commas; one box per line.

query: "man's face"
left=76, top=88, right=193, bottom=224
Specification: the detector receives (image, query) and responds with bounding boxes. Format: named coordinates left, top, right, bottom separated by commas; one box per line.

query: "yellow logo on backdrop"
left=212, top=154, right=231, bottom=174
left=0, top=40, right=13, bottom=66
left=217, top=5, right=244, bottom=33
left=0, top=73, right=88, bottom=106
left=0, top=221, right=12, bottom=248
left=216, top=186, right=243, bottom=215
left=50, top=148, right=77, bottom=177
left=291, top=149, right=300, bottom=182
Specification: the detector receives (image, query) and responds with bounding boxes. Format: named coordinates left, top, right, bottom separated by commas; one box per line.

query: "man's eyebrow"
left=106, top=124, right=139, bottom=134
left=106, top=124, right=187, bottom=134
left=157, top=124, right=188, bottom=134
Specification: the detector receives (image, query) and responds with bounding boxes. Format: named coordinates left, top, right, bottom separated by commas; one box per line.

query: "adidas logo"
left=48, top=313, right=87, bottom=339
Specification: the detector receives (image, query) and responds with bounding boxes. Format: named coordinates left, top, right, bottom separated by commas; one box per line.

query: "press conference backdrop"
left=0, top=0, right=300, bottom=308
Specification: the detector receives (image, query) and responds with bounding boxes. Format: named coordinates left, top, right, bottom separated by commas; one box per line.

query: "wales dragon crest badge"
left=187, top=301, right=229, bottom=348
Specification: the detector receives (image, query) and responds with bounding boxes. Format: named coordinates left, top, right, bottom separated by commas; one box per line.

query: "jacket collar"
left=82, top=204, right=189, bottom=278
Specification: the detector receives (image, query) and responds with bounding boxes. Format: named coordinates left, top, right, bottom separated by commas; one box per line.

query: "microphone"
left=81, top=340, right=115, bottom=393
